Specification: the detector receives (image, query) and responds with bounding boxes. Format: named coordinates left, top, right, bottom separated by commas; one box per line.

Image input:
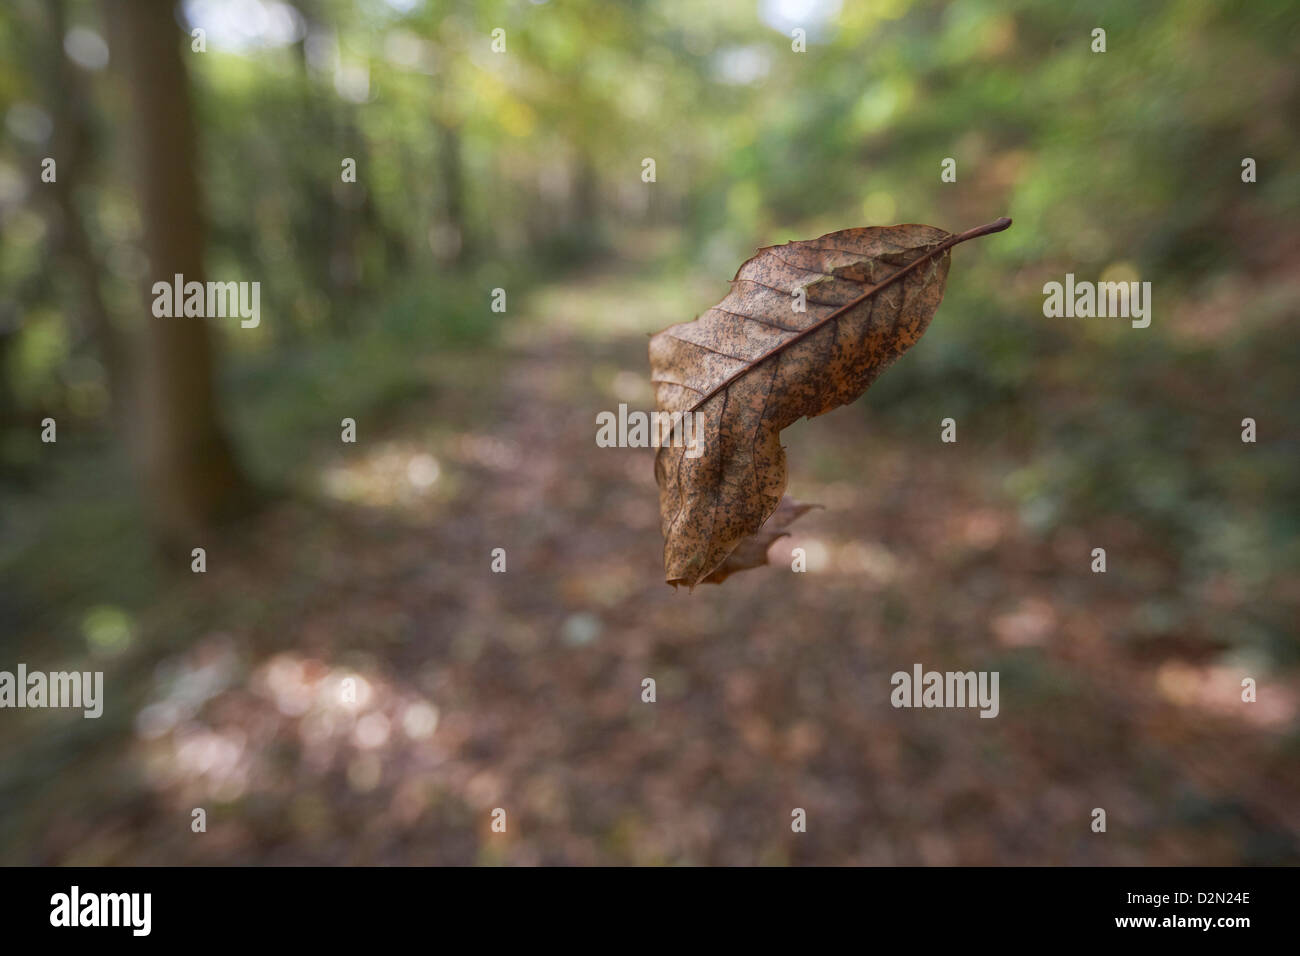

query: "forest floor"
left=2, top=254, right=1299, bottom=865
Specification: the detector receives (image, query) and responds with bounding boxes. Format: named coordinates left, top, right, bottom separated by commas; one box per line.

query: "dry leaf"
left=700, top=495, right=820, bottom=584
left=650, top=217, right=1011, bottom=588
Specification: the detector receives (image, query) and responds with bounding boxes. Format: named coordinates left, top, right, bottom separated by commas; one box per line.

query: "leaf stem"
left=952, top=216, right=1013, bottom=243
left=685, top=217, right=1012, bottom=414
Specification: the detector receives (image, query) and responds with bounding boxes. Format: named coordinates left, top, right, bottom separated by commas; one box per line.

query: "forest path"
left=3, top=259, right=1298, bottom=865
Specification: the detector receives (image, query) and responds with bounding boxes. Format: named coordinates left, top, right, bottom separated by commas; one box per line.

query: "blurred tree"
left=44, top=0, right=126, bottom=426
left=104, top=0, right=251, bottom=547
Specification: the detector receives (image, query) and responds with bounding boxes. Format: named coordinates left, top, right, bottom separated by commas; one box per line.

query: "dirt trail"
left=4, top=264, right=1298, bottom=865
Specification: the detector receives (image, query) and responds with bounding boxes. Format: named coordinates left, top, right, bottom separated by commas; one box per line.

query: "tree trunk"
left=46, top=0, right=129, bottom=428
left=437, top=123, right=471, bottom=263
left=105, top=0, right=252, bottom=549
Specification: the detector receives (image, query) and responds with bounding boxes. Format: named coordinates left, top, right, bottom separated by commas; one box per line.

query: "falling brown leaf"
left=650, top=217, right=1011, bottom=588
